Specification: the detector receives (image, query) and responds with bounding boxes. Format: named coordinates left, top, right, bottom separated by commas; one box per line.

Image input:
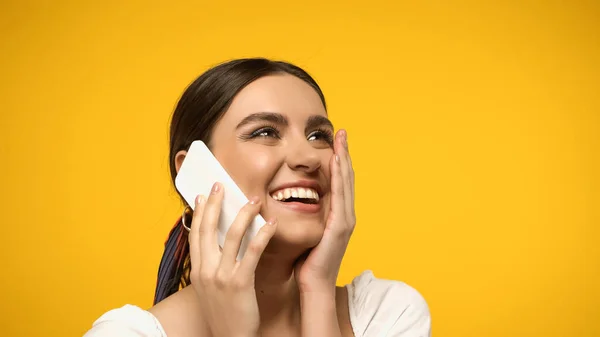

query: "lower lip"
left=271, top=199, right=322, bottom=213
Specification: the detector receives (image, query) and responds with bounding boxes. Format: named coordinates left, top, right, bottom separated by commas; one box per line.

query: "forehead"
left=223, top=74, right=327, bottom=124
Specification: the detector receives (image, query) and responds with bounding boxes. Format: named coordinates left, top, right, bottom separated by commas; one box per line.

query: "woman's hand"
left=188, top=182, right=278, bottom=337
left=295, top=129, right=356, bottom=294
left=294, top=129, right=355, bottom=337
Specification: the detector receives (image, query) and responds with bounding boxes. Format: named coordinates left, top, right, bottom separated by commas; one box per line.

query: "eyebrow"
left=305, top=115, right=334, bottom=131
left=236, top=112, right=288, bottom=129
left=235, top=112, right=334, bottom=131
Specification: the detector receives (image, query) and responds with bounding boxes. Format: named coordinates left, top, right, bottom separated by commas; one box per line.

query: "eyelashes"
left=249, top=125, right=280, bottom=139
left=240, top=124, right=334, bottom=146
left=308, top=128, right=334, bottom=145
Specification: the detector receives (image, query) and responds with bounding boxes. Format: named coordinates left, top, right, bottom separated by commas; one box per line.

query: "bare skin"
left=150, top=284, right=352, bottom=337
left=149, top=74, right=356, bottom=337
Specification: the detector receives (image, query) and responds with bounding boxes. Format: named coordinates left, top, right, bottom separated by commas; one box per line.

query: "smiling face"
left=179, top=74, right=334, bottom=250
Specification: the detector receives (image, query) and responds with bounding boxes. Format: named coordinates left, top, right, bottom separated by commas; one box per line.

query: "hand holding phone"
left=183, top=175, right=278, bottom=337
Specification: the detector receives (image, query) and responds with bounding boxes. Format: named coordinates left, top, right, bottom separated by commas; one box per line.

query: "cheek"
left=251, top=150, right=278, bottom=173
left=221, top=148, right=280, bottom=195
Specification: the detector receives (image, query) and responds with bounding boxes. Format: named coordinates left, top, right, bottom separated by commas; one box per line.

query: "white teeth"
left=270, top=187, right=320, bottom=202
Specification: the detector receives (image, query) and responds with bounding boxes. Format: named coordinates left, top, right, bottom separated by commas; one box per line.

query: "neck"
left=254, top=247, right=305, bottom=329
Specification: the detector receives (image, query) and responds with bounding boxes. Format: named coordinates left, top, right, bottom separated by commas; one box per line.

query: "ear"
left=174, top=150, right=187, bottom=174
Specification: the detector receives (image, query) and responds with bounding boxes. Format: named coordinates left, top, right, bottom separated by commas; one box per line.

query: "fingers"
left=331, top=130, right=356, bottom=225
left=189, top=183, right=274, bottom=289
left=220, top=196, right=262, bottom=271
left=238, top=219, right=278, bottom=277
left=341, top=131, right=355, bottom=201
left=329, top=145, right=346, bottom=225
left=336, top=130, right=356, bottom=224
left=199, top=182, right=224, bottom=265
left=189, top=194, right=207, bottom=273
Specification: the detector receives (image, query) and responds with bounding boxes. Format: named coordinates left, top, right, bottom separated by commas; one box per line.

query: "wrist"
left=297, top=279, right=337, bottom=295
left=299, top=287, right=336, bottom=298
left=300, top=290, right=337, bottom=311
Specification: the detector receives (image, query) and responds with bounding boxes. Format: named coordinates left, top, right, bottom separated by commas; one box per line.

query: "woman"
left=84, top=58, right=431, bottom=337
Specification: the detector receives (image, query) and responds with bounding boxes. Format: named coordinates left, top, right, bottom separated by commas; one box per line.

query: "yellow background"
left=1, top=1, right=598, bottom=336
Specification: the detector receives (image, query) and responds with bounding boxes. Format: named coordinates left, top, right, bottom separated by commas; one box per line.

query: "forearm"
left=299, top=292, right=342, bottom=337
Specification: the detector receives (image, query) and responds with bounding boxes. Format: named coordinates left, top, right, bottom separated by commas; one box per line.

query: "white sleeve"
left=83, top=305, right=167, bottom=337
left=346, top=271, right=431, bottom=337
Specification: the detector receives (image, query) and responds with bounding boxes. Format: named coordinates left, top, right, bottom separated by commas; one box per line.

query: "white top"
left=84, top=270, right=431, bottom=337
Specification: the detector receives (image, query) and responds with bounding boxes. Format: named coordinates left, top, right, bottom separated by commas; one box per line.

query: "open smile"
left=269, top=186, right=322, bottom=213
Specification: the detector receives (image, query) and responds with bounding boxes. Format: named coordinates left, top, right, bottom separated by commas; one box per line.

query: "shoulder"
left=346, top=270, right=431, bottom=337
left=83, top=304, right=166, bottom=337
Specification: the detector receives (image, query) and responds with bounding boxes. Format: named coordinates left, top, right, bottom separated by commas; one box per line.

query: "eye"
left=249, top=126, right=280, bottom=139
left=307, top=129, right=334, bottom=145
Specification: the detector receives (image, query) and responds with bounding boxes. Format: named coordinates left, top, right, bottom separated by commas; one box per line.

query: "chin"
left=271, top=218, right=325, bottom=251
left=262, top=196, right=329, bottom=249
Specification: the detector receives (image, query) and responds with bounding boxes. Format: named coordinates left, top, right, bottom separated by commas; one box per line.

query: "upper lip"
left=269, top=180, right=324, bottom=197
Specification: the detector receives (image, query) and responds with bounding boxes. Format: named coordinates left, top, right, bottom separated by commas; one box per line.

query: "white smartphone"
left=174, top=140, right=266, bottom=261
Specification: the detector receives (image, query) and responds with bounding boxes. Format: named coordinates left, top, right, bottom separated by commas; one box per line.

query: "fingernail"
left=249, top=196, right=260, bottom=204
left=196, top=194, right=206, bottom=204
left=211, top=182, right=220, bottom=194
left=335, top=154, right=340, bottom=163
left=267, top=218, right=277, bottom=226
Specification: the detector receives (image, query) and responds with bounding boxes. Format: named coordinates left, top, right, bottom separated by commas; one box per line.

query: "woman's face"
left=182, top=74, right=334, bottom=250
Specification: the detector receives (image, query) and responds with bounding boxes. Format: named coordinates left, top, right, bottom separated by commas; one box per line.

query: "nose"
left=285, top=137, right=322, bottom=174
